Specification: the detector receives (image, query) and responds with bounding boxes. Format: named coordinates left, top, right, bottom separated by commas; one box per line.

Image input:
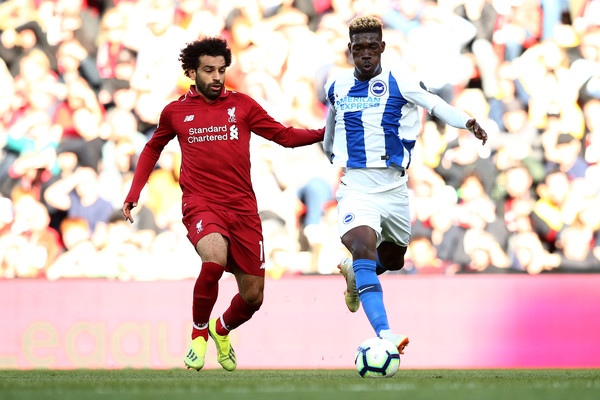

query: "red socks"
left=190, top=262, right=262, bottom=339
left=191, top=262, right=224, bottom=340
left=215, top=293, right=261, bottom=336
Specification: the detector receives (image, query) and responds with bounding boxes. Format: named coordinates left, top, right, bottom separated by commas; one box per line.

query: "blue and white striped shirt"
left=324, top=69, right=446, bottom=170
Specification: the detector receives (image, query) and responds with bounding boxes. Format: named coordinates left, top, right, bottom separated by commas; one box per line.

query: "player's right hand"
left=122, top=202, right=137, bottom=223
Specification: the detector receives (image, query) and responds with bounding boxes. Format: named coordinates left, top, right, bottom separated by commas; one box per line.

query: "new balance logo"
left=184, top=115, right=194, bottom=122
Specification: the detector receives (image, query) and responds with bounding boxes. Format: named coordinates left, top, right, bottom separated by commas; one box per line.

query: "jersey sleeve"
left=246, top=96, right=324, bottom=147
left=396, top=77, right=445, bottom=113
left=124, top=105, right=177, bottom=204
left=430, top=101, right=471, bottom=130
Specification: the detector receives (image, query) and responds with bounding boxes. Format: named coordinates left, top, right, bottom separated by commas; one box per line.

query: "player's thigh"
left=196, top=232, right=229, bottom=265
left=183, top=208, right=230, bottom=265
left=336, top=185, right=383, bottom=245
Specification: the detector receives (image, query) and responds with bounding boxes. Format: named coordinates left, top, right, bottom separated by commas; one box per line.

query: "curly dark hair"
left=179, top=37, right=232, bottom=78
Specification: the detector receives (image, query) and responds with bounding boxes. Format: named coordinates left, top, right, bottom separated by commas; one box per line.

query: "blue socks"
left=353, top=259, right=389, bottom=335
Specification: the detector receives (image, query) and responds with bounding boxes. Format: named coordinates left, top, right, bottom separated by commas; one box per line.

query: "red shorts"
left=182, top=205, right=265, bottom=277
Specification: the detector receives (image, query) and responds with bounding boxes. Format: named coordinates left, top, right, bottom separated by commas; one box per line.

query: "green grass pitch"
left=1, top=369, right=599, bottom=400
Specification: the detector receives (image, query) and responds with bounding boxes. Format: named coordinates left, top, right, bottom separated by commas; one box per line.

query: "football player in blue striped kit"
left=324, top=16, right=488, bottom=354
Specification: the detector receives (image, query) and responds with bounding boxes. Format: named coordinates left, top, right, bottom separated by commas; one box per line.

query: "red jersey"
left=125, top=86, right=324, bottom=214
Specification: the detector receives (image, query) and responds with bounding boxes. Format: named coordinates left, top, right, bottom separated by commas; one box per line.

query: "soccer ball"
left=354, top=337, right=400, bottom=378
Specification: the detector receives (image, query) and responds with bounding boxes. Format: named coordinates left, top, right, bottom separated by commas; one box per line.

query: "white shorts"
left=336, top=182, right=411, bottom=247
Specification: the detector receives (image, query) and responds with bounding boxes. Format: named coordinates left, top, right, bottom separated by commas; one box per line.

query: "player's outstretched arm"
left=466, top=118, right=488, bottom=145
left=245, top=96, right=325, bottom=147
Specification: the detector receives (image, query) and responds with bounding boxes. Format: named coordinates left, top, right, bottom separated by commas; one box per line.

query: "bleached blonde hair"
left=348, top=16, right=383, bottom=40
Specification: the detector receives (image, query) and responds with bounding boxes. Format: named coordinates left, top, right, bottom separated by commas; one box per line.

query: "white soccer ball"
left=354, top=337, right=400, bottom=378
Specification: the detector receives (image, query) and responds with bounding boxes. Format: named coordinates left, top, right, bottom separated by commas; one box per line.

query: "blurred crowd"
left=1, top=0, right=600, bottom=280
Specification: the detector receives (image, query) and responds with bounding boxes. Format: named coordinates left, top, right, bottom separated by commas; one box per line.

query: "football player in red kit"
left=122, top=37, right=324, bottom=372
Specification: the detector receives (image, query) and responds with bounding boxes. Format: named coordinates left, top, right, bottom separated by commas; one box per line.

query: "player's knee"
left=241, top=287, right=263, bottom=309
left=342, top=239, right=375, bottom=260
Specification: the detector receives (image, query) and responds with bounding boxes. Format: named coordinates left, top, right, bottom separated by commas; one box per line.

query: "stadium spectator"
left=453, top=0, right=501, bottom=99
left=143, top=142, right=183, bottom=230
left=0, top=110, right=60, bottom=200
left=435, top=128, right=497, bottom=196
left=0, top=19, right=58, bottom=77
left=56, top=38, right=101, bottom=90
left=45, top=216, right=113, bottom=280
left=456, top=172, right=509, bottom=250
left=143, top=210, right=199, bottom=280
left=381, top=0, right=423, bottom=37
left=127, top=0, right=188, bottom=107
left=408, top=163, right=448, bottom=230
left=460, top=228, right=513, bottom=273
left=510, top=231, right=560, bottom=274
left=97, top=107, right=147, bottom=209
left=494, top=163, right=538, bottom=236
left=493, top=0, right=542, bottom=61
left=404, top=0, right=476, bottom=103
left=174, top=0, right=225, bottom=39
left=45, top=0, right=100, bottom=58
left=51, top=77, right=106, bottom=172
left=487, top=61, right=530, bottom=131
left=53, top=77, right=103, bottom=140
left=0, top=0, right=40, bottom=34
left=544, top=132, right=588, bottom=180
left=583, top=98, right=600, bottom=164
left=514, top=39, right=584, bottom=136
left=452, top=87, right=500, bottom=166
left=405, top=234, right=455, bottom=275
left=553, top=222, right=600, bottom=272
left=530, top=169, right=572, bottom=251
left=429, top=200, right=471, bottom=269
left=490, top=98, right=542, bottom=163
left=570, top=27, right=600, bottom=104
left=0, top=193, right=61, bottom=278
left=0, top=59, right=15, bottom=130
left=12, top=47, right=64, bottom=116
left=44, top=166, right=114, bottom=233
left=96, top=6, right=129, bottom=80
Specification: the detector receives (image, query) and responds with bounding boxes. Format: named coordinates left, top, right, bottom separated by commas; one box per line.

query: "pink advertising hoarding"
left=1, top=274, right=599, bottom=369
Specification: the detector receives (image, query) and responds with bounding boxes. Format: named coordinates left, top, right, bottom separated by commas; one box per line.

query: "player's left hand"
left=466, top=118, right=487, bottom=145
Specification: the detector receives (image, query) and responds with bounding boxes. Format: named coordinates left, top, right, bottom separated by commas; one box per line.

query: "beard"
left=196, top=80, right=222, bottom=101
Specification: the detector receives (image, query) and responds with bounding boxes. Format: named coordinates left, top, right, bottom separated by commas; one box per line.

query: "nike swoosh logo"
left=358, top=285, right=375, bottom=294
